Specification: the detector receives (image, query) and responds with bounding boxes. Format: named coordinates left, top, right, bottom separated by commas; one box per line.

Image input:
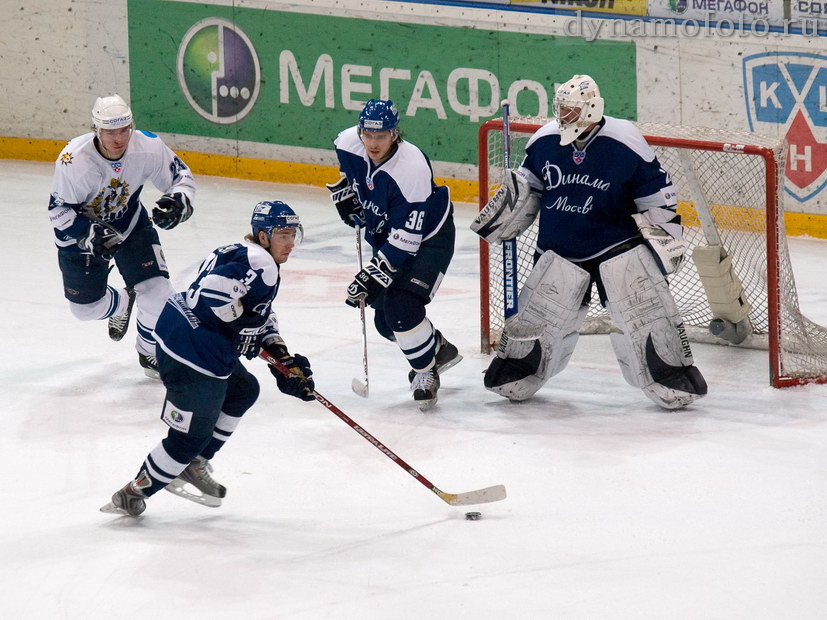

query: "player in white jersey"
left=48, top=94, right=196, bottom=378
left=472, top=75, right=707, bottom=410
left=329, top=99, right=462, bottom=411
left=100, top=201, right=315, bottom=516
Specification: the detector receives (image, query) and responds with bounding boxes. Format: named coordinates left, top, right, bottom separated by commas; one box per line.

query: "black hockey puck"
left=464, top=511, right=482, bottom=520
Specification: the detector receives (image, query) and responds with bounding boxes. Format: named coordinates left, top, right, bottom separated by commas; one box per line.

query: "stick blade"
left=439, top=484, right=507, bottom=506
left=351, top=378, right=369, bottom=398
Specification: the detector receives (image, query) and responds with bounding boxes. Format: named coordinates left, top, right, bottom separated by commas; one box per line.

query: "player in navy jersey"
left=472, top=75, right=707, bottom=410
left=328, top=99, right=462, bottom=411
left=100, top=201, right=315, bottom=516
left=48, top=94, right=195, bottom=378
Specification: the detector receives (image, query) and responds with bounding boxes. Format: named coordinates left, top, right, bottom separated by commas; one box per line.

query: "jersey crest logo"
left=365, top=174, right=374, bottom=190
left=743, top=52, right=826, bottom=203
left=110, top=161, right=123, bottom=174
left=60, top=152, right=74, bottom=166
left=572, top=149, right=586, bottom=165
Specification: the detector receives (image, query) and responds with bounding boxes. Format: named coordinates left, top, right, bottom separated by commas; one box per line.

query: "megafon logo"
left=743, top=52, right=827, bottom=203
left=177, top=18, right=260, bottom=124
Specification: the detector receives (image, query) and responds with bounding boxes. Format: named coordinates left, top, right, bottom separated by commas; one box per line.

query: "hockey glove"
left=346, top=255, right=395, bottom=307
left=77, top=221, right=122, bottom=261
left=471, top=170, right=540, bottom=243
left=152, top=192, right=193, bottom=230
left=632, top=211, right=688, bottom=275
left=234, top=325, right=267, bottom=359
left=264, top=342, right=315, bottom=401
left=326, top=175, right=365, bottom=228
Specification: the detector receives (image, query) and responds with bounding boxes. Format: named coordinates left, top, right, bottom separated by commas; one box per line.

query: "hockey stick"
left=352, top=225, right=370, bottom=398
left=678, top=151, right=752, bottom=344
left=501, top=100, right=519, bottom=321
left=260, top=350, right=507, bottom=506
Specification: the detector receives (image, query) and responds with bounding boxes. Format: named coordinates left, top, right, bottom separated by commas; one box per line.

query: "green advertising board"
left=128, top=0, right=636, bottom=166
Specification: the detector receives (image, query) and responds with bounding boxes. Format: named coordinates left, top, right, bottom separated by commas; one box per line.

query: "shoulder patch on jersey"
left=243, top=240, right=280, bottom=287
left=334, top=126, right=364, bottom=156
left=380, top=142, right=433, bottom=202
left=599, top=118, right=656, bottom=162
left=526, top=120, right=562, bottom=149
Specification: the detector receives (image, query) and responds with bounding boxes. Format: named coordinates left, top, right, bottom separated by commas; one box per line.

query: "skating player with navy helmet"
left=328, top=99, right=462, bottom=411
left=101, top=201, right=315, bottom=516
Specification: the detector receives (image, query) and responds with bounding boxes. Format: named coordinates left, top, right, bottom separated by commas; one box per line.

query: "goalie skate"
left=164, top=456, right=225, bottom=508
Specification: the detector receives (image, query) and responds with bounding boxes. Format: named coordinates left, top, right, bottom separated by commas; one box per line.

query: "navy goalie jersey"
left=154, top=241, right=281, bottom=378
left=518, top=116, right=678, bottom=261
left=333, top=126, right=452, bottom=270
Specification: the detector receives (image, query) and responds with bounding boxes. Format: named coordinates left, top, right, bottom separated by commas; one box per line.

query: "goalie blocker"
left=484, top=246, right=707, bottom=410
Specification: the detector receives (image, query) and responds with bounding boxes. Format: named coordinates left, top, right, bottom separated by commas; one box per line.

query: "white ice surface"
left=2, top=161, right=827, bottom=619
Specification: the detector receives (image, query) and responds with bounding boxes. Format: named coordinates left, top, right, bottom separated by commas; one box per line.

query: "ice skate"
left=164, top=456, right=226, bottom=508
left=108, top=287, right=135, bottom=341
left=100, top=470, right=151, bottom=516
left=138, top=353, right=160, bottom=380
left=411, top=368, right=440, bottom=411
left=408, top=331, right=462, bottom=383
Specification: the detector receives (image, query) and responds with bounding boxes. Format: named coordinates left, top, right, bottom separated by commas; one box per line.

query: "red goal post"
left=477, top=118, right=827, bottom=388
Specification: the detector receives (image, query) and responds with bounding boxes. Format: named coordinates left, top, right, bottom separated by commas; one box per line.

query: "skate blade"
left=164, top=479, right=222, bottom=508
left=416, top=396, right=438, bottom=412
left=437, top=354, right=463, bottom=375
left=99, top=501, right=130, bottom=515
left=142, top=367, right=161, bottom=380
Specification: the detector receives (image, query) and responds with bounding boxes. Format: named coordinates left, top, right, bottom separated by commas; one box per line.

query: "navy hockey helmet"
left=251, top=201, right=303, bottom=244
left=358, top=99, right=399, bottom=133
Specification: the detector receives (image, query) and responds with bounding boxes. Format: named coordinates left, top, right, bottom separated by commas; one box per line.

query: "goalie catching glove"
left=152, top=192, right=193, bottom=230
left=77, top=221, right=122, bottom=261
left=632, top=210, right=688, bottom=275
left=471, top=170, right=540, bottom=243
left=326, top=175, right=365, bottom=228
left=263, top=337, right=315, bottom=402
left=346, top=255, right=396, bottom=307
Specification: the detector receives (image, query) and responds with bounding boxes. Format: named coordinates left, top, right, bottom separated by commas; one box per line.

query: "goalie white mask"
left=92, top=94, right=133, bottom=133
left=553, top=75, right=604, bottom=146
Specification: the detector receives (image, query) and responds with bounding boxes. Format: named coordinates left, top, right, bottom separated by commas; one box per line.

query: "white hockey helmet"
left=91, top=94, right=133, bottom=131
left=553, top=75, right=604, bottom=146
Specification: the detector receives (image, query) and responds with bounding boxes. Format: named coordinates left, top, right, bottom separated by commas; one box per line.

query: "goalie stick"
left=352, top=225, right=369, bottom=398
left=501, top=100, right=519, bottom=321
left=260, top=349, right=507, bottom=507
left=678, top=151, right=752, bottom=344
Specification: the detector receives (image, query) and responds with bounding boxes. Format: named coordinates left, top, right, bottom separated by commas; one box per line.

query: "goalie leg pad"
left=484, top=250, right=590, bottom=401
left=601, top=245, right=707, bottom=409
left=471, top=171, right=540, bottom=243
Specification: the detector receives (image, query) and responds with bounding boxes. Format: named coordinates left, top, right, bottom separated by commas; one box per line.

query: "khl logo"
left=177, top=18, right=261, bottom=124
left=743, top=52, right=827, bottom=203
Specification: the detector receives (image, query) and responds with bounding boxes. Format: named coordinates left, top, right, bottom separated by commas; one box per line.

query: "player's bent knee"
left=68, top=297, right=111, bottom=321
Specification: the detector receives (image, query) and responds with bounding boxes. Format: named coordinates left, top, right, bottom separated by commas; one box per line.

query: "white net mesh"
left=480, top=118, right=827, bottom=387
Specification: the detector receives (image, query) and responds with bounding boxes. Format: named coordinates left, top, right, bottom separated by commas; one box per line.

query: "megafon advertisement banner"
left=648, top=0, right=784, bottom=25
left=126, top=0, right=636, bottom=167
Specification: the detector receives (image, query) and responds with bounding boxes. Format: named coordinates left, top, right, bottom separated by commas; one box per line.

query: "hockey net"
left=478, top=118, right=827, bottom=388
